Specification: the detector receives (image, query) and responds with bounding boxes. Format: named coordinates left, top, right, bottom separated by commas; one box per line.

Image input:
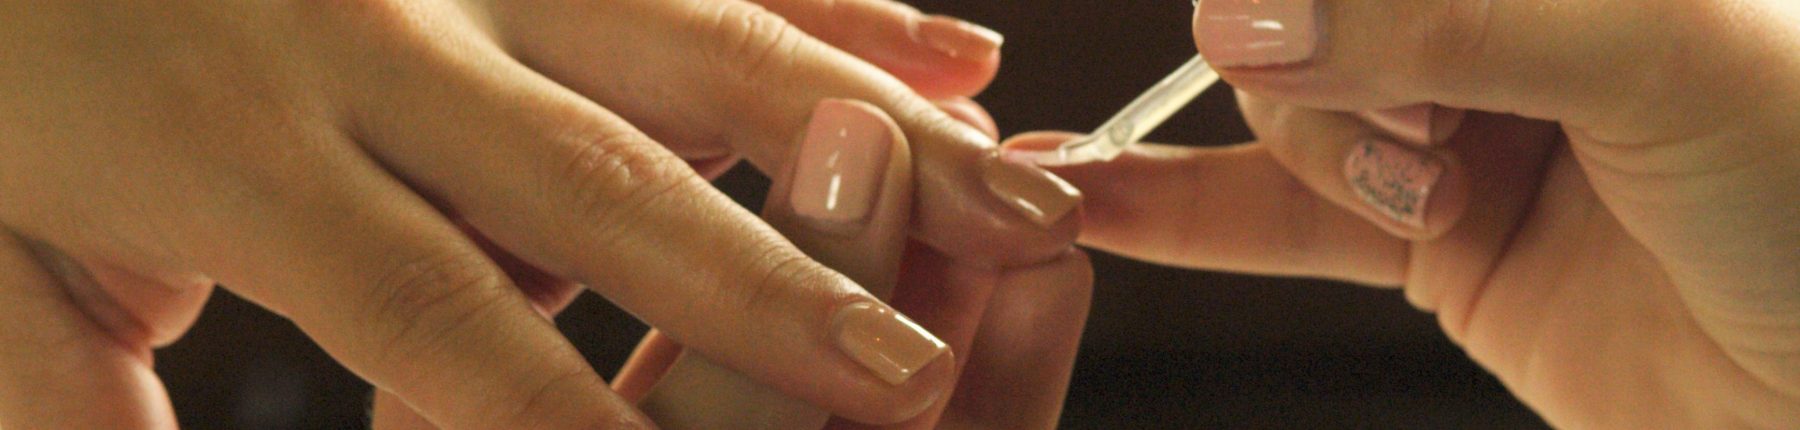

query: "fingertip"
left=1431, top=107, right=1469, bottom=145
left=999, top=131, right=1082, bottom=151
left=835, top=346, right=958, bottom=425
left=999, top=131, right=1134, bottom=197
left=932, top=97, right=998, bottom=140
left=977, top=152, right=1084, bottom=239
left=1356, top=104, right=1471, bottom=147
left=894, top=14, right=1003, bottom=98
left=887, top=55, right=1000, bottom=100
left=687, top=155, right=742, bottom=181
left=910, top=143, right=1083, bottom=267
left=612, top=330, right=682, bottom=403
left=1191, top=2, right=1205, bottom=55
left=914, top=15, right=1003, bottom=62
left=1342, top=138, right=1467, bottom=240
left=901, top=348, right=958, bottom=420
left=1418, top=149, right=1470, bottom=239
left=761, top=0, right=1001, bottom=98
left=1359, top=104, right=1436, bottom=145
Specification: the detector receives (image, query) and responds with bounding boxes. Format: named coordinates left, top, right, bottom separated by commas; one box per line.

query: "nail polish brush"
left=1023, top=54, right=1221, bottom=166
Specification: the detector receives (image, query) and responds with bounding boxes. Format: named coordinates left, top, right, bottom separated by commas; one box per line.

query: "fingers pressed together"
left=614, top=99, right=1091, bottom=430
left=0, top=0, right=1089, bottom=428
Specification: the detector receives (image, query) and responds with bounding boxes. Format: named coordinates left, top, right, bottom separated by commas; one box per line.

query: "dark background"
left=154, top=1, right=1551, bottom=428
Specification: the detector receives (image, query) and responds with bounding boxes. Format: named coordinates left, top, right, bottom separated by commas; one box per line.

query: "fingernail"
left=997, top=137, right=1073, bottom=167
left=932, top=98, right=999, bottom=140
left=980, top=152, right=1082, bottom=227
left=1345, top=139, right=1442, bottom=229
left=1195, top=0, right=1320, bottom=67
left=1360, top=105, right=1434, bottom=145
left=832, top=302, right=948, bottom=385
left=998, top=147, right=1045, bottom=165
left=1361, top=105, right=1468, bottom=145
left=915, top=15, right=1003, bottom=61
left=791, top=99, right=894, bottom=224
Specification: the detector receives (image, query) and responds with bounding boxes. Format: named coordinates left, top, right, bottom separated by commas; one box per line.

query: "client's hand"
left=620, top=99, right=1092, bottom=430
left=372, top=99, right=1093, bottom=429
left=1004, top=0, right=1800, bottom=427
left=0, top=0, right=1082, bottom=427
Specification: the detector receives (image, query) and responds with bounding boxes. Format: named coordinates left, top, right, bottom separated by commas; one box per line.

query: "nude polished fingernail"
left=1361, top=105, right=1435, bottom=145
left=832, top=302, right=948, bottom=385
left=1195, top=0, right=1320, bottom=67
left=1360, top=105, right=1469, bottom=145
left=792, top=99, right=894, bottom=224
left=980, top=152, right=1082, bottom=227
left=1345, top=139, right=1442, bottom=228
left=916, top=15, right=1004, bottom=61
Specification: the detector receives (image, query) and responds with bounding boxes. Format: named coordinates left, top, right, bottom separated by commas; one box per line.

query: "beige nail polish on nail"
left=1195, top=0, right=1320, bottom=67
left=1360, top=105, right=1469, bottom=146
left=1360, top=105, right=1435, bottom=145
left=1345, top=139, right=1443, bottom=228
left=980, top=152, right=1082, bottom=227
left=791, top=99, right=893, bottom=224
left=916, top=15, right=1004, bottom=60
left=832, top=302, right=948, bottom=385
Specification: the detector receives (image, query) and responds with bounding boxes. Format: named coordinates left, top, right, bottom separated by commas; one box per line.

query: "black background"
left=154, top=1, right=1552, bottom=428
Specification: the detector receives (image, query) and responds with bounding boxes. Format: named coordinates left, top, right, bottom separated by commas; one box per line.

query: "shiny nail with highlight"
left=1195, top=0, right=1320, bottom=67
left=980, top=152, right=1082, bottom=227
left=1345, top=139, right=1442, bottom=228
left=832, top=302, right=949, bottom=385
left=791, top=99, right=893, bottom=225
left=916, top=15, right=1004, bottom=61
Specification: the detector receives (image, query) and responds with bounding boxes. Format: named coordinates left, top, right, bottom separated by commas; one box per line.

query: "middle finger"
left=487, top=0, right=1083, bottom=267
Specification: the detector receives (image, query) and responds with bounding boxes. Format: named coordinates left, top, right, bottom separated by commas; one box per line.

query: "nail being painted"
left=825, top=149, right=843, bottom=211
left=1024, top=54, right=1221, bottom=166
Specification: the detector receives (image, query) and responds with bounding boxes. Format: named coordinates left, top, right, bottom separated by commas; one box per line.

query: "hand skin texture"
left=1005, top=0, right=1800, bottom=428
left=371, top=99, right=1092, bottom=430
left=0, top=0, right=1083, bottom=428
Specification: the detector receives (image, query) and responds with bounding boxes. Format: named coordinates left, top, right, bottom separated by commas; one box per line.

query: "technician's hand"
left=0, top=0, right=1080, bottom=428
left=1005, top=0, right=1800, bottom=427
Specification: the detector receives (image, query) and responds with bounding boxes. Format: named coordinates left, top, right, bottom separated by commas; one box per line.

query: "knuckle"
left=297, top=0, right=451, bottom=66
left=497, top=366, right=614, bottom=429
left=361, top=249, right=509, bottom=364
left=688, top=1, right=808, bottom=79
left=551, top=130, right=697, bottom=241
left=732, top=242, right=827, bottom=319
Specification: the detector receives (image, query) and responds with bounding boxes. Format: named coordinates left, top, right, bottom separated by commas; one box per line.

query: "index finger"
left=183, top=137, right=647, bottom=429
left=635, top=98, right=930, bottom=428
left=744, top=0, right=1002, bottom=98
